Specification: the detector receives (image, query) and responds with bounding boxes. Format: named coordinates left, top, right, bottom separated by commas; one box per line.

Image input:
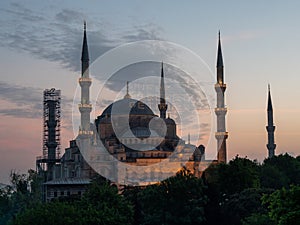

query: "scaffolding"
left=37, top=88, right=61, bottom=172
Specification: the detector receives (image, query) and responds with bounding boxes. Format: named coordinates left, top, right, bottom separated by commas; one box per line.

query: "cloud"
left=122, top=24, right=163, bottom=42
left=223, top=30, right=266, bottom=43
left=0, top=82, right=42, bottom=107
left=0, top=3, right=163, bottom=72
left=0, top=4, right=163, bottom=121
left=0, top=82, right=73, bottom=124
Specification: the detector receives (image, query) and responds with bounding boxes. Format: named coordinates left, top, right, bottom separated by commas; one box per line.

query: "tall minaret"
left=79, top=22, right=92, bottom=135
left=215, top=31, right=228, bottom=163
left=266, top=84, right=276, bottom=158
left=158, top=62, right=168, bottom=119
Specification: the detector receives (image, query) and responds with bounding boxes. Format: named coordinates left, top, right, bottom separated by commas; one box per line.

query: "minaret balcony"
left=215, top=132, right=228, bottom=139
left=215, top=83, right=226, bottom=88
left=79, top=77, right=92, bottom=85
left=215, top=107, right=227, bottom=115
left=78, top=104, right=92, bottom=113
left=215, top=83, right=227, bottom=92
left=78, top=130, right=94, bottom=135
left=266, top=125, right=275, bottom=132
left=78, top=103, right=92, bottom=108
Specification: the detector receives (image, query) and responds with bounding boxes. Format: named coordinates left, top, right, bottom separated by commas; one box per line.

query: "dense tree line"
left=1, top=153, right=300, bottom=225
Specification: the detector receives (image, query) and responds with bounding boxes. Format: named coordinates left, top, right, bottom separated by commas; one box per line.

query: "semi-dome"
left=101, top=98, right=154, bottom=117
left=165, top=117, right=176, bottom=125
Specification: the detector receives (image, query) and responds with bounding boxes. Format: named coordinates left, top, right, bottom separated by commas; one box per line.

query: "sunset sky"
left=1, top=0, right=300, bottom=184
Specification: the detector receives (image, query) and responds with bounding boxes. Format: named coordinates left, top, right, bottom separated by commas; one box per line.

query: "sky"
left=1, top=0, right=300, bottom=184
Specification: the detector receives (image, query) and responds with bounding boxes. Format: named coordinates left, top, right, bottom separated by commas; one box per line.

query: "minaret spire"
left=217, top=30, right=224, bottom=83
left=267, top=84, right=273, bottom=111
left=81, top=21, right=89, bottom=77
left=79, top=22, right=92, bottom=135
left=266, top=84, right=276, bottom=158
left=158, top=62, right=167, bottom=119
left=215, top=31, right=228, bottom=163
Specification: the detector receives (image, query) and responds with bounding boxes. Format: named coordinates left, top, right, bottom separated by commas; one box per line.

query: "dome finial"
left=124, top=81, right=131, bottom=99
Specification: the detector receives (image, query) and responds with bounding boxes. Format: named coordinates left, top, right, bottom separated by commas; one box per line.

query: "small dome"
left=165, top=117, right=176, bottom=125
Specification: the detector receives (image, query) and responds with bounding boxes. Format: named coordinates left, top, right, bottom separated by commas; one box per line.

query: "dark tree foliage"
left=9, top=179, right=134, bottom=225
left=204, top=156, right=260, bottom=197
left=2, top=154, right=300, bottom=225
left=220, top=188, right=273, bottom=225
left=0, top=170, right=43, bottom=224
left=123, top=186, right=143, bottom=225
left=260, top=154, right=300, bottom=189
left=137, top=168, right=208, bottom=225
left=203, top=155, right=260, bottom=225
left=242, top=213, right=275, bottom=225
left=262, top=185, right=300, bottom=225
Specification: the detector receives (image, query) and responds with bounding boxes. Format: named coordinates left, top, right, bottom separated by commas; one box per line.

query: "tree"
left=138, top=168, right=208, bottom=225
left=0, top=185, right=13, bottom=225
left=262, top=185, right=300, bottom=225
left=203, top=157, right=260, bottom=225
left=242, top=213, right=274, bottom=225
left=204, top=157, right=260, bottom=198
left=10, top=179, right=134, bottom=225
left=259, top=163, right=289, bottom=189
left=9, top=201, right=79, bottom=225
left=220, top=188, right=273, bottom=225
left=260, top=154, right=300, bottom=188
left=80, top=180, right=134, bottom=225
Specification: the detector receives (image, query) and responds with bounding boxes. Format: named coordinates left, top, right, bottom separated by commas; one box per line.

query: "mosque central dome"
left=101, top=98, right=155, bottom=117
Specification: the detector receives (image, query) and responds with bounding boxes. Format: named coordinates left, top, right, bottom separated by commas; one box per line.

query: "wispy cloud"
left=0, top=3, right=164, bottom=72
left=0, top=3, right=165, bottom=120
left=223, top=30, right=267, bottom=43
left=0, top=82, right=73, bottom=125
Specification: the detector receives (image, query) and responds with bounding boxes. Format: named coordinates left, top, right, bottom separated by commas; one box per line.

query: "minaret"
left=79, top=22, right=92, bottom=135
left=266, top=84, right=276, bottom=158
left=215, top=31, right=228, bottom=163
left=158, top=62, right=168, bottom=119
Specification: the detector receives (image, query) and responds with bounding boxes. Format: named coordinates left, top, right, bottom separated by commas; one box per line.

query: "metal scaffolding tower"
left=43, top=88, right=61, bottom=159
left=37, top=88, right=61, bottom=172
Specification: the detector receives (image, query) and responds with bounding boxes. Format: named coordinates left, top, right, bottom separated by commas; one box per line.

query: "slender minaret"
left=79, top=22, right=92, bottom=135
left=215, top=31, right=228, bottom=163
left=158, top=62, right=168, bottom=119
left=266, top=84, right=276, bottom=158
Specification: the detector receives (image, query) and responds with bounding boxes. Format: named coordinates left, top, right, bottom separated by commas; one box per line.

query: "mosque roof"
left=101, top=98, right=155, bottom=117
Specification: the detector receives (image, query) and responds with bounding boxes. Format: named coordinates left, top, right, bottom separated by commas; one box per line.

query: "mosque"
left=37, top=23, right=230, bottom=201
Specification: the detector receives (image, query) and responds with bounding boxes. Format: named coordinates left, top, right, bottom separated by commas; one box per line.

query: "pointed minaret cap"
left=161, top=61, right=164, bottom=77
left=267, top=84, right=273, bottom=111
left=124, top=81, right=131, bottom=99
left=160, top=61, right=165, bottom=102
left=217, top=30, right=223, bottom=68
left=81, top=21, right=89, bottom=62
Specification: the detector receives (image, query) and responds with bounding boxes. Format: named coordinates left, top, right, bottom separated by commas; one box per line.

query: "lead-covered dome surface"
left=101, top=98, right=154, bottom=117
